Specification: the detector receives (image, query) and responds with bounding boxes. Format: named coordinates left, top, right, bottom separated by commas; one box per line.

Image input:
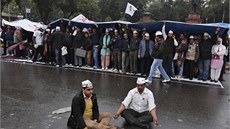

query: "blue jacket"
left=138, top=39, right=154, bottom=58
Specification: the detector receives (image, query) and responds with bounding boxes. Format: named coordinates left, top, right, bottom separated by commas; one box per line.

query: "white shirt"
left=122, top=87, right=156, bottom=113
left=33, top=30, right=43, bottom=46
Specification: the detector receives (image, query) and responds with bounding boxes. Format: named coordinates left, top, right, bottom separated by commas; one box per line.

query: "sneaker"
left=145, top=79, right=152, bottom=84
left=162, top=79, right=170, bottom=83
left=56, top=65, right=60, bottom=67
left=113, top=69, right=118, bottom=73
left=154, top=74, right=161, bottom=78
left=105, top=67, right=108, bottom=70
left=177, top=76, right=182, bottom=78
left=93, top=66, right=98, bottom=69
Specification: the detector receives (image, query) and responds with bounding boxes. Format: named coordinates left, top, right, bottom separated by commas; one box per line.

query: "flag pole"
left=122, top=13, right=126, bottom=20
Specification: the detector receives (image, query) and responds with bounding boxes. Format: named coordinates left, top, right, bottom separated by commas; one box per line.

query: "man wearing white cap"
left=114, top=78, right=158, bottom=129
left=68, top=80, right=118, bottom=129
left=120, top=33, right=130, bottom=73
left=198, top=28, right=220, bottom=81
left=138, top=33, right=154, bottom=76
left=146, top=31, right=171, bottom=83
left=110, top=29, right=122, bottom=72
left=130, top=30, right=141, bottom=74
left=32, top=27, right=45, bottom=63
left=51, top=26, right=65, bottom=67
left=184, top=35, right=199, bottom=80
left=162, top=23, right=178, bottom=77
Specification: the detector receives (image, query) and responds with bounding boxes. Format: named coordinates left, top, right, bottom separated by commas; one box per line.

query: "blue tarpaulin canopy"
left=49, top=18, right=229, bottom=35
left=162, top=21, right=229, bottom=35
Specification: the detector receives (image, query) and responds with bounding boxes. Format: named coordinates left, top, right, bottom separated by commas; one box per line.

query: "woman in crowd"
left=100, top=29, right=111, bottom=70
left=210, top=37, right=226, bottom=82
left=83, top=31, right=93, bottom=67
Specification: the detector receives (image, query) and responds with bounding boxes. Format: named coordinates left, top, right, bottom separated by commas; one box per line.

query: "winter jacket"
left=67, top=91, right=99, bottom=129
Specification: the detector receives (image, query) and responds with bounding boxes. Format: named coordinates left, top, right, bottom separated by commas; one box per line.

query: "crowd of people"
left=1, top=23, right=229, bottom=83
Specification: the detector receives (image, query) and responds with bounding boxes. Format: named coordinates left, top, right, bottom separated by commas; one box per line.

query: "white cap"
left=46, top=29, right=50, bottom=32
left=189, top=35, right=194, bottom=39
left=82, top=28, right=88, bottom=33
left=145, top=33, right=150, bottom=37
left=133, top=30, right=138, bottom=34
left=114, top=29, right=118, bottom=33
left=204, top=32, right=209, bottom=36
left=82, top=80, right=93, bottom=88
left=155, top=31, right=163, bottom=36
left=136, top=78, right=146, bottom=85
left=56, top=26, right=60, bottom=31
left=105, top=29, right=109, bottom=33
left=168, top=30, right=173, bottom=34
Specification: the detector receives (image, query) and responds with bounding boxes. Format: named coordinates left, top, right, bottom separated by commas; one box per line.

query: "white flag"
left=125, top=3, right=138, bottom=17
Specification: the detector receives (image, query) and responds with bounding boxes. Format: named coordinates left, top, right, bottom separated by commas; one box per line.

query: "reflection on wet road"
left=1, top=61, right=229, bottom=129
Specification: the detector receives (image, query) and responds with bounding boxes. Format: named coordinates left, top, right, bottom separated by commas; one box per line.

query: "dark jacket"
left=111, top=35, right=122, bottom=50
left=199, top=34, right=217, bottom=60
left=91, top=32, right=100, bottom=46
left=119, top=39, right=130, bottom=53
left=73, top=32, right=84, bottom=48
left=130, top=37, right=141, bottom=51
left=83, top=37, right=92, bottom=51
left=164, top=37, right=175, bottom=55
left=67, top=91, right=99, bottom=129
left=151, top=40, right=165, bottom=59
left=51, top=31, right=65, bottom=49
left=65, top=32, right=73, bottom=47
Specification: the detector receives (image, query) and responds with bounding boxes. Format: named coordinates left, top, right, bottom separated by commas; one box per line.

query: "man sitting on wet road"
left=67, top=80, right=118, bottom=129
left=114, top=78, right=159, bottom=129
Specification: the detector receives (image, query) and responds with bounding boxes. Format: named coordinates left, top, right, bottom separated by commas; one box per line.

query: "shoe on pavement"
left=145, top=79, right=152, bottom=84
left=162, top=79, right=170, bottom=83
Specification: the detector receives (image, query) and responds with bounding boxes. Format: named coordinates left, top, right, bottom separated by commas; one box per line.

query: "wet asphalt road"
left=1, top=61, right=230, bottom=129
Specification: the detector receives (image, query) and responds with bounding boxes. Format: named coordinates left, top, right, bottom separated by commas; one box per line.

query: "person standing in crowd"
left=146, top=31, right=171, bottom=83
left=67, top=80, right=118, bottom=129
left=138, top=33, right=154, bottom=77
left=162, top=24, right=178, bottom=77
left=110, top=29, right=122, bottom=73
left=114, top=78, right=159, bottom=129
left=51, top=26, right=65, bottom=67
left=129, top=30, right=140, bottom=74
left=141, top=28, right=147, bottom=40
left=64, top=28, right=74, bottom=66
left=119, top=33, right=130, bottom=74
left=175, top=33, right=188, bottom=79
left=5, top=26, right=14, bottom=56
left=198, top=28, right=219, bottom=81
left=100, top=29, right=111, bottom=70
left=83, top=31, right=93, bottom=67
left=210, top=38, right=226, bottom=82
left=184, top=35, right=199, bottom=80
left=32, top=27, right=45, bottom=63
left=73, top=26, right=84, bottom=67
left=43, top=29, right=52, bottom=64
left=219, top=34, right=229, bottom=81
left=91, top=27, right=100, bottom=69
